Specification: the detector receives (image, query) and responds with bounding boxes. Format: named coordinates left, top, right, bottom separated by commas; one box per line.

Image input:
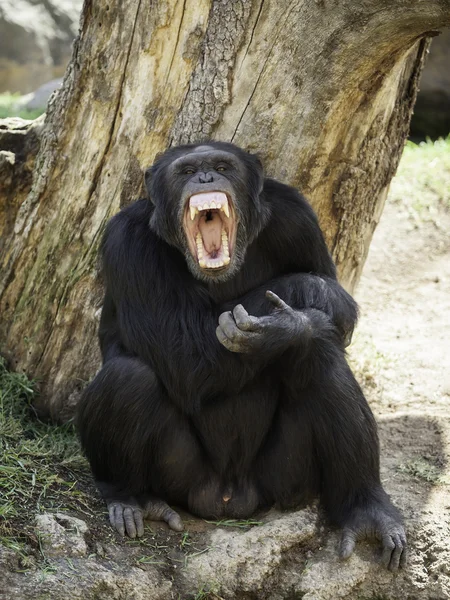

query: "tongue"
left=198, top=212, right=222, bottom=255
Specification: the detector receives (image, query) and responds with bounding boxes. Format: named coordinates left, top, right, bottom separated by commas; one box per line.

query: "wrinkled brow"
left=169, top=150, right=242, bottom=171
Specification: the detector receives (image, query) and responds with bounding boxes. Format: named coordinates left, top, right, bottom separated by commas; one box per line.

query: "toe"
left=381, top=534, right=395, bottom=569
left=163, top=506, right=184, bottom=531
left=135, top=509, right=145, bottom=537
left=339, top=528, right=356, bottom=560
left=123, top=506, right=137, bottom=538
left=388, top=534, right=403, bottom=571
left=167, top=512, right=184, bottom=532
left=113, top=504, right=126, bottom=537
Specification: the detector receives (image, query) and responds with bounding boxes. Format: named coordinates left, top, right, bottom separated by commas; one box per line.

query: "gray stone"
left=15, top=77, right=62, bottom=111
left=0, top=0, right=83, bottom=93
left=35, top=513, right=89, bottom=557
left=0, top=503, right=449, bottom=599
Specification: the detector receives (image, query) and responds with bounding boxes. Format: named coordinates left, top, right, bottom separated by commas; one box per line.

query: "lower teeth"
left=196, top=231, right=230, bottom=269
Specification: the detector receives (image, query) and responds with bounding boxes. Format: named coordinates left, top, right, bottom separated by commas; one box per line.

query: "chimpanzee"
left=77, top=141, right=406, bottom=569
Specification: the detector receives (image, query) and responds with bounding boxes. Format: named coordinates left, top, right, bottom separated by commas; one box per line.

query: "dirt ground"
left=348, top=155, right=450, bottom=586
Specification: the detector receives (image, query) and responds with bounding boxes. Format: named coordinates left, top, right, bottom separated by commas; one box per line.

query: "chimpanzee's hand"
left=340, top=504, right=407, bottom=570
left=216, top=291, right=305, bottom=355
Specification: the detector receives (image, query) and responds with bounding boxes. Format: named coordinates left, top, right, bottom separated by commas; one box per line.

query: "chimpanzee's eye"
left=217, top=166, right=227, bottom=172
left=184, top=167, right=196, bottom=175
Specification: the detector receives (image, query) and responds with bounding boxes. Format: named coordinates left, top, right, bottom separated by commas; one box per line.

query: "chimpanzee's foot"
left=339, top=503, right=407, bottom=570
left=97, top=482, right=183, bottom=537
left=107, top=495, right=184, bottom=537
left=107, top=496, right=145, bottom=538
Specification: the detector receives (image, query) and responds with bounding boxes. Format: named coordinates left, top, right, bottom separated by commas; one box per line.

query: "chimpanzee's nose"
left=198, top=172, right=214, bottom=183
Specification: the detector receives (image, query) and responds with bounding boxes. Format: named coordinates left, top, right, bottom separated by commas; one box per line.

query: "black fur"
left=77, top=142, right=406, bottom=568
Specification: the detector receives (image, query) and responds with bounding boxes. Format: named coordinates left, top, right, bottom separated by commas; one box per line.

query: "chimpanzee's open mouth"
left=184, top=192, right=236, bottom=271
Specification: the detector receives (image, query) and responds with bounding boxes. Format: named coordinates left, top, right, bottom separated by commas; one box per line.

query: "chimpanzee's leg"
left=302, top=357, right=407, bottom=570
left=255, top=316, right=407, bottom=570
left=77, top=356, right=207, bottom=537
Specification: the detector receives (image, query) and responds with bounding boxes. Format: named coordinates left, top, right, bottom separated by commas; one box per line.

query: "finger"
left=266, top=290, right=289, bottom=310
left=233, top=304, right=260, bottom=332
left=113, top=504, right=125, bottom=537
left=123, top=506, right=137, bottom=538
left=343, top=329, right=353, bottom=347
left=216, top=326, right=235, bottom=351
left=381, top=534, right=395, bottom=568
left=108, top=504, right=116, bottom=528
left=339, top=529, right=356, bottom=560
left=134, top=509, right=145, bottom=538
left=216, top=326, right=252, bottom=353
left=218, top=311, right=244, bottom=340
left=388, top=534, right=403, bottom=571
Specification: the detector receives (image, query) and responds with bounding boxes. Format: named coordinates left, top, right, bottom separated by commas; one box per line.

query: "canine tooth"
left=190, top=206, right=198, bottom=220
left=199, top=259, right=206, bottom=268
left=222, top=202, right=230, bottom=218
left=223, top=256, right=230, bottom=265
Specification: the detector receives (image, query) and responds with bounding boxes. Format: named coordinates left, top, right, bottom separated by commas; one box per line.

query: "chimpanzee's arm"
left=218, top=179, right=358, bottom=345
left=224, top=273, right=357, bottom=347
left=98, top=290, right=129, bottom=363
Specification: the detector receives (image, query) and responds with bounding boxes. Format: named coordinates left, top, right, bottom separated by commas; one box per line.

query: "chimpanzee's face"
left=146, top=143, right=265, bottom=282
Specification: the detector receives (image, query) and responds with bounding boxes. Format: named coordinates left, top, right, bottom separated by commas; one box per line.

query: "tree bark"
left=1, top=0, right=449, bottom=419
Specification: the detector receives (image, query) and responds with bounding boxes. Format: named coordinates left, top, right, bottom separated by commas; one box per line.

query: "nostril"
left=199, top=172, right=214, bottom=184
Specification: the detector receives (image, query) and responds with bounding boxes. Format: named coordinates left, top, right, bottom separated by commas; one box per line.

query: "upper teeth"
left=189, top=199, right=230, bottom=220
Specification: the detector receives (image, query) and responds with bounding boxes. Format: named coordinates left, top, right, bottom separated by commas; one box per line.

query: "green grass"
left=389, top=136, right=450, bottom=216
left=397, top=458, right=449, bottom=485
left=0, top=357, right=91, bottom=553
left=205, top=518, right=263, bottom=529
left=0, top=93, right=45, bottom=120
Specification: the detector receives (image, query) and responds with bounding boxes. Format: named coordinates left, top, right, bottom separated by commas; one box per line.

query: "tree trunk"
left=1, top=0, right=449, bottom=419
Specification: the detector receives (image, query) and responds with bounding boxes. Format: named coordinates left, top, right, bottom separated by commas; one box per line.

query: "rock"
left=15, top=77, right=63, bottom=111
left=0, top=501, right=449, bottom=599
left=183, top=508, right=319, bottom=597
left=35, top=513, right=89, bottom=557
left=0, top=0, right=83, bottom=93
left=0, top=115, right=44, bottom=256
left=0, top=542, right=173, bottom=600
left=410, top=30, right=450, bottom=139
